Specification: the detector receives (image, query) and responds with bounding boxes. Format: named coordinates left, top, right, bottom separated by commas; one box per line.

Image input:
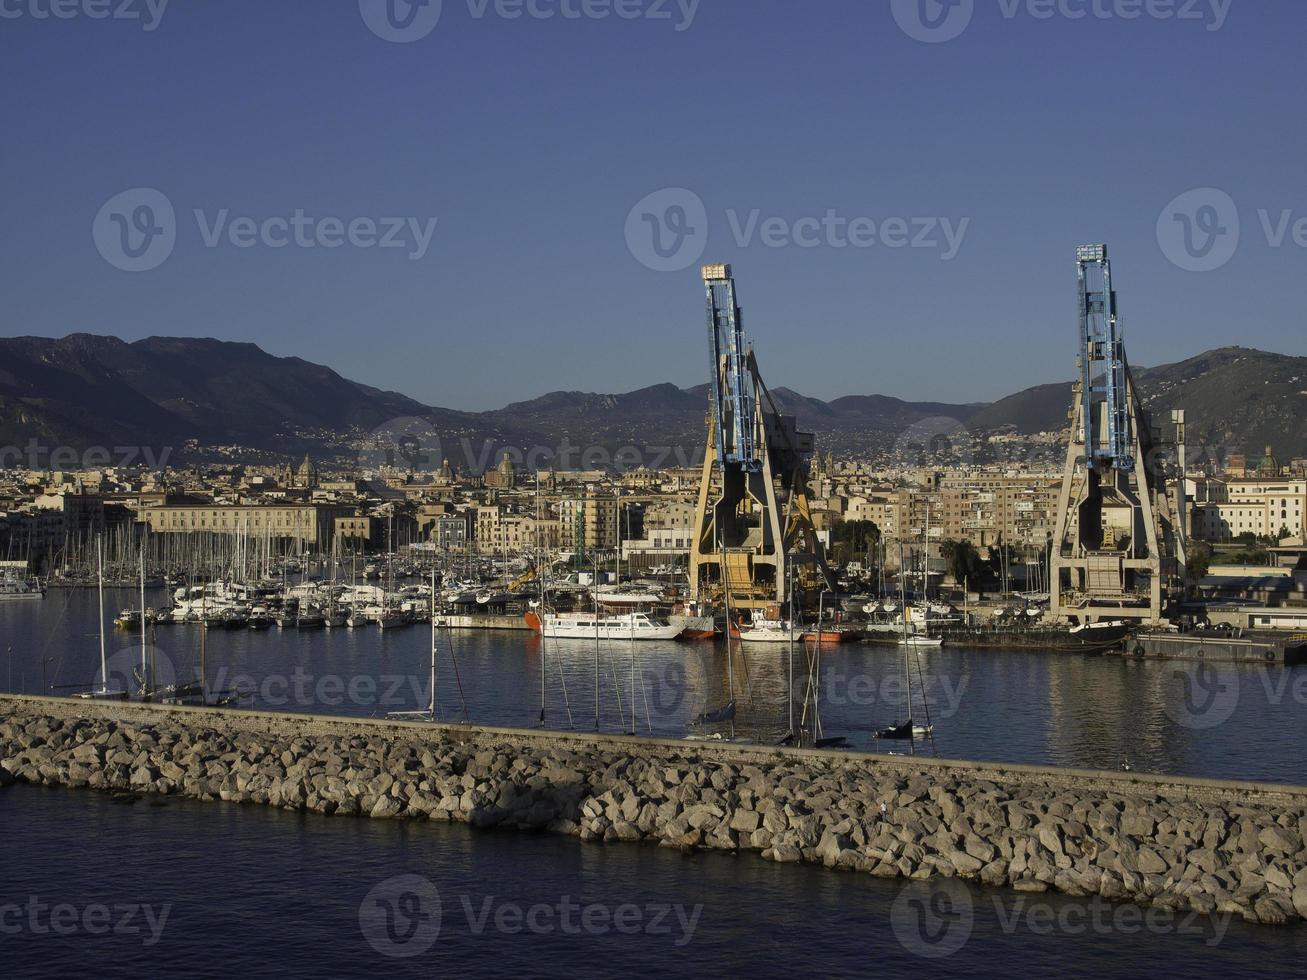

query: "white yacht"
left=735, top=613, right=798, bottom=644
left=532, top=611, right=684, bottom=641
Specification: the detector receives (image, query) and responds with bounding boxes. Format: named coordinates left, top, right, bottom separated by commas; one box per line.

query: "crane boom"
left=1076, top=244, right=1133, bottom=471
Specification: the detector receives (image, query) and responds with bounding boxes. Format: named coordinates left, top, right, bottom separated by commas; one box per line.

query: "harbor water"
left=4, top=591, right=1307, bottom=977
left=3, top=783, right=1305, bottom=978
left=2, top=589, right=1305, bottom=783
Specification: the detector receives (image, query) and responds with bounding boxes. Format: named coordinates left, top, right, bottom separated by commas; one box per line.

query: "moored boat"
left=802, top=626, right=857, bottom=644
left=529, top=611, right=683, bottom=641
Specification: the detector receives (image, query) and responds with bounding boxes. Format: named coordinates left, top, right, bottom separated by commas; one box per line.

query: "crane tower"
left=1050, top=244, right=1186, bottom=625
left=689, top=264, right=832, bottom=610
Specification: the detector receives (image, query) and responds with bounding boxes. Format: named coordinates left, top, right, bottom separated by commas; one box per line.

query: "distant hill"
left=965, top=347, right=1307, bottom=462
left=1, top=336, right=1302, bottom=468
left=0, top=334, right=456, bottom=455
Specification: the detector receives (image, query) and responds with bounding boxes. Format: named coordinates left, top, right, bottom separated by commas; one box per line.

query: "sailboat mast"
left=429, top=565, right=437, bottom=717
left=200, top=578, right=207, bottom=703
left=814, top=590, right=824, bottom=741
left=537, top=470, right=545, bottom=727
left=787, top=559, right=794, bottom=737
left=897, top=539, right=910, bottom=700
left=140, top=541, right=147, bottom=697
left=97, top=535, right=107, bottom=690
left=923, top=502, right=930, bottom=634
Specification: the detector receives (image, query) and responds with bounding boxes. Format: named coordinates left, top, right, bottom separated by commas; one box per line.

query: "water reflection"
left=2, top=589, right=1304, bottom=784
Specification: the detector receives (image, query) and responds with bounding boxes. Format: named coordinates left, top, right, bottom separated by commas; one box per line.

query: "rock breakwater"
left=3, top=696, right=1306, bottom=926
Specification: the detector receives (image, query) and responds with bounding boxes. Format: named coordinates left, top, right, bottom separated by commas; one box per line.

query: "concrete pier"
left=3, top=695, right=1306, bottom=925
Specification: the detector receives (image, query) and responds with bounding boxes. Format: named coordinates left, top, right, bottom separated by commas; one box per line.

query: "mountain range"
left=1, top=335, right=1303, bottom=469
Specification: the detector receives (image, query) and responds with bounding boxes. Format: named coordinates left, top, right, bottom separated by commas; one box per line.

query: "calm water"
left=1, top=784, right=1304, bottom=979
left=3, top=589, right=1304, bottom=783
left=4, top=593, right=1307, bottom=977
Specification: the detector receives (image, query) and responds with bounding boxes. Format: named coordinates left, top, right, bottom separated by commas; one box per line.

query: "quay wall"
left=3, top=695, right=1306, bottom=926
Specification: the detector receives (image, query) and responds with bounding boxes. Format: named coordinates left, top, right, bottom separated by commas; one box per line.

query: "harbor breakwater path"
left=3, top=695, right=1307, bottom=927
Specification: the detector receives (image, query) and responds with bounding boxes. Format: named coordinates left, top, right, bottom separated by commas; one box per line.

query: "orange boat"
left=801, top=627, right=857, bottom=644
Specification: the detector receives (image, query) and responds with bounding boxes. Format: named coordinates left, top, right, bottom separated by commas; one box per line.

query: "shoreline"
left=3, top=695, right=1305, bottom=926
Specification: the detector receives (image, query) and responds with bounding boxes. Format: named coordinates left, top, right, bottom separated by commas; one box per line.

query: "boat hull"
left=668, top=614, right=715, bottom=640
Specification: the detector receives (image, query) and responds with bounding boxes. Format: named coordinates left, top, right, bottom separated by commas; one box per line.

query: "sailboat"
left=898, top=504, right=943, bottom=648
left=388, top=569, right=439, bottom=722
left=899, top=632, right=944, bottom=649
left=878, top=542, right=934, bottom=739
left=74, top=535, right=127, bottom=701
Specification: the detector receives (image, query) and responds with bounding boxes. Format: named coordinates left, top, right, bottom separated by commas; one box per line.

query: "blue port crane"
left=1076, top=244, right=1133, bottom=471
left=690, top=263, right=832, bottom=610
left=703, top=263, right=760, bottom=472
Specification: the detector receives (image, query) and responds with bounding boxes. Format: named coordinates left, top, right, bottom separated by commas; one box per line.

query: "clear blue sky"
left=3, top=0, right=1303, bottom=410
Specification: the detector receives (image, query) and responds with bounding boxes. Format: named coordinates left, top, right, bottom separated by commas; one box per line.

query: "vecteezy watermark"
left=1158, top=186, right=1307, bottom=273
left=891, top=0, right=975, bottom=43
left=209, top=667, right=433, bottom=710
left=992, top=894, right=1231, bottom=946
left=893, top=416, right=975, bottom=468
left=893, top=880, right=1231, bottom=959
left=821, top=670, right=968, bottom=717
left=724, top=210, right=969, bottom=258
left=93, top=188, right=438, bottom=272
left=1156, top=660, right=1239, bottom=730
left=356, top=415, right=706, bottom=477
left=0, top=439, right=172, bottom=472
left=359, top=0, right=700, bottom=43
left=1155, top=658, right=1307, bottom=731
left=891, top=879, right=974, bottom=958
left=1156, top=188, right=1240, bottom=273
left=359, top=875, right=701, bottom=956
left=0, top=0, right=170, bottom=31
left=640, top=659, right=708, bottom=725
left=358, top=417, right=445, bottom=475
left=359, top=875, right=443, bottom=958
left=625, top=188, right=969, bottom=272
left=93, top=645, right=178, bottom=700
left=92, top=188, right=177, bottom=273
left=0, top=897, right=172, bottom=946
left=994, top=0, right=1231, bottom=30
left=624, top=188, right=709, bottom=273
left=358, top=0, right=444, bottom=42
left=891, top=0, right=1232, bottom=42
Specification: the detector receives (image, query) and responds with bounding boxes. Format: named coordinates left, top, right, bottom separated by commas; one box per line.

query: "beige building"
left=644, top=498, right=696, bottom=529
left=139, top=502, right=352, bottom=546
left=845, top=494, right=902, bottom=538
left=1192, top=478, right=1307, bottom=543
left=475, top=504, right=560, bottom=553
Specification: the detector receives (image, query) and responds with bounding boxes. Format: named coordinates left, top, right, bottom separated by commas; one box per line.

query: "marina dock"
left=1120, top=631, right=1307, bottom=665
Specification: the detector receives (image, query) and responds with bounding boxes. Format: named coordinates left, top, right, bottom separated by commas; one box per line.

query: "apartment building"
left=475, top=504, right=561, bottom=553
left=559, top=491, right=621, bottom=554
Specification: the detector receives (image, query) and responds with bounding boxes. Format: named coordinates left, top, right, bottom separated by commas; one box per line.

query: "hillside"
left=1, top=336, right=1302, bottom=468
left=965, top=347, right=1307, bottom=463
